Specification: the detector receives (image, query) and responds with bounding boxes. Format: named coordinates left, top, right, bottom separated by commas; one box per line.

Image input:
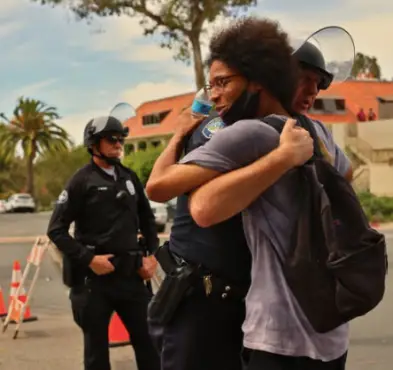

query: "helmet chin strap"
left=88, top=147, right=121, bottom=166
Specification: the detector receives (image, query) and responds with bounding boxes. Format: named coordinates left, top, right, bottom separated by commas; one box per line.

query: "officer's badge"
left=201, top=117, right=225, bottom=139
left=57, top=190, right=68, bottom=204
left=125, top=180, right=135, bottom=195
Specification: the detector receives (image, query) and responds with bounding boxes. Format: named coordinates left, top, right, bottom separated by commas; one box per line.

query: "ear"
left=248, top=81, right=263, bottom=93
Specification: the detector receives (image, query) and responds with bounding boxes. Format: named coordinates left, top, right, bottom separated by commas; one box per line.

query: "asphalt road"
left=1, top=212, right=393, bottom=369
left=0, top=212, right=53, bottom=238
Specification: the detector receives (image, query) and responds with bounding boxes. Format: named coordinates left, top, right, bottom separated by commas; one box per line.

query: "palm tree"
left=0, top=97, right=73, bottom=197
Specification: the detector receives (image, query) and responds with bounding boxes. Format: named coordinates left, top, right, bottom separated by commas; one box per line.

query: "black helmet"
left=294, top=41, right=334, bottom=90
left=83, top=116, right=129, bottom=148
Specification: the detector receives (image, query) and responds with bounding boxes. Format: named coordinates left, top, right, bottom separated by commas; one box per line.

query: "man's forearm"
left=189, top=147, right=294, bottom=227
left=146, top=133, right=220, bottom=203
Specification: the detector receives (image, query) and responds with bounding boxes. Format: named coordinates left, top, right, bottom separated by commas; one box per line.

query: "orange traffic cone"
left=108, top=313, right=130, bottom=347
left=0, top=285, right=7, bottom=318
left=9, top=260, right=37, bottom=323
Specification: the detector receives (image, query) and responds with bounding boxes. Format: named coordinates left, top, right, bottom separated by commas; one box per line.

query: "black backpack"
left=264, top=114, right=388, bottom=333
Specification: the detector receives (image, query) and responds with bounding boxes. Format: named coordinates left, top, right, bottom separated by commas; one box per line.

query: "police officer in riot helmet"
left=292, top=41, right=334, bottom=114
left=47, top=116, right=160, bottom=370
left=292, top=41, right=353, bottom=181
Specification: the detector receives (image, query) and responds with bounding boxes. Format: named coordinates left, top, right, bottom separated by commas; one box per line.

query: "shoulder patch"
left=201, top=117, right=225, bottom=139
left=57, top=190, right=68, bottom=204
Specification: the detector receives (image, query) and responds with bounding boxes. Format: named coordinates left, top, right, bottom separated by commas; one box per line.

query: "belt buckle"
left=203, top=275, right=212, bottom=296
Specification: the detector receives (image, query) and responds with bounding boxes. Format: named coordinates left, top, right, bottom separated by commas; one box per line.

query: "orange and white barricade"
left=2, top=237, right=49, bottom=339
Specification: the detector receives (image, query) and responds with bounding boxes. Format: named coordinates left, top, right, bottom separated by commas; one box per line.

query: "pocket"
left=70, top=286, right=92, bottom=329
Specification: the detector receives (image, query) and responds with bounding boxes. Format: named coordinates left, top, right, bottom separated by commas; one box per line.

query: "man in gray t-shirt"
left=180, top=114, right=351, bottom=366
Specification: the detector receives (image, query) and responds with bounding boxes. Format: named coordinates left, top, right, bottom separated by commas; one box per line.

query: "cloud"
left=120, top=80, right=194, bottom=108
left=11, top=79, right=58, bottom=98
left=0, top=0, right=20, bottom=14
left=0, top=21, right=24, bottom=39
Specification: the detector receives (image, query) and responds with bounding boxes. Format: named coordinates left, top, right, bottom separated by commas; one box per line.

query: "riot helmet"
left=294, top=41, right=334, bottom=90
left=83, top=116, right=129, bottom=165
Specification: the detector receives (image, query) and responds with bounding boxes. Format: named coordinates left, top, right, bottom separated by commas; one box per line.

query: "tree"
left=33, top=0, right=257, bottom=89
left=123, top=145, right=164, bottom=186
left=351, top=52, right=382, bottom=79
left=0, top=97, right=73, bottom=197
left=35, top=145, right=90, bottom=208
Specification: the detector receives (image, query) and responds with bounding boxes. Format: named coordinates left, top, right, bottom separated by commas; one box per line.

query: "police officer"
left=293, top=41, right=353, bottom=181
left=293, top=41, right=333, bottom=113
left=47, top=116, right=160, bottom=370
left=146, top=107, right=251, bottom=369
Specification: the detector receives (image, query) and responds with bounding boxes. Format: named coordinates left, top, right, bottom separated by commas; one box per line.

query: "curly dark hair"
left=207, top=17, right=298, bottom=111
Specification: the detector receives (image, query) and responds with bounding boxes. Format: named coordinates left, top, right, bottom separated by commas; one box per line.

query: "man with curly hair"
left=148, top=17, right=351, bottom=369
left=146, top=17, right=319, bottom=370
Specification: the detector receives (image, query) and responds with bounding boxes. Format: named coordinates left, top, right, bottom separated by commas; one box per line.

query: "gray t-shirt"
left=179, top=115, right=351, bottom=361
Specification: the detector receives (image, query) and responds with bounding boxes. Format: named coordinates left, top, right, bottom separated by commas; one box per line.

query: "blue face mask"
left=221, top=89, right=260, bottom=126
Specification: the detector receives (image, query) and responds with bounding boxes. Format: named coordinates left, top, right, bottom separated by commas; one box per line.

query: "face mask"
left=221, top=89, right=260, bottom=126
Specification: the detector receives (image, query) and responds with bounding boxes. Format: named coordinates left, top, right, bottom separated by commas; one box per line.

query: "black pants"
left=148, top=284, right=247, bottom=370
left=246, top=349, right=347, bottom=370
left=70, top=274, right=160, bottom=370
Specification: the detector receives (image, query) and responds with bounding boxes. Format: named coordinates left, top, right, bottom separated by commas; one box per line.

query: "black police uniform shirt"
left=169, top=113, right=251, bottom=286
left=47, top=160, right=159, bottom=267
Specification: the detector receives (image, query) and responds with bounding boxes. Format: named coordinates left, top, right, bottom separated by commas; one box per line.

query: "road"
left=0, top=212, right=52, bottom=239
left=1, top=212, right=393, bottom=369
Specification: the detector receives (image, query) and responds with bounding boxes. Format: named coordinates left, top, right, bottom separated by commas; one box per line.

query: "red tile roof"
left=309, top=80, right=393, bottom=123
left=125, top=92, right=195, bottom=139
left=124, top=80, right=393, bottom=139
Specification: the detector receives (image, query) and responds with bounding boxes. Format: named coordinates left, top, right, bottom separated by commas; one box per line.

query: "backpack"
left=263, top=114, right=388, bottom=333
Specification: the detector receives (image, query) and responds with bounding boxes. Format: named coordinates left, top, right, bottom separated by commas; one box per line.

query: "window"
left=335, top=99, right=346, bottom=111
left=312, top=99, right=324, bottom=111
left=310, top=98, right=346, bottom=114
left=142, top=110, right=171, bottom=126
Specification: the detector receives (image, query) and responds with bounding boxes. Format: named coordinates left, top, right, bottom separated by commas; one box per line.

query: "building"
left=124, top=92, right=194, bottom=152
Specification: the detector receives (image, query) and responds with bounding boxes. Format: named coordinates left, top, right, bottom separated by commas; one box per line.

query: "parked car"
left=5, top=193, right=36, bottom=213
left=148, top=199, right=168, bottom=233
left=166, top=198, right=177, bottom=221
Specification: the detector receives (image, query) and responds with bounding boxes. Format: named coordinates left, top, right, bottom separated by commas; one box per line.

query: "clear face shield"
left=108, top=102, right=136, bottom=160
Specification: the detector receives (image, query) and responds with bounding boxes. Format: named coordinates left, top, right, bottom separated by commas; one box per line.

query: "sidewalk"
left=0, top=311, right=137, bottom=370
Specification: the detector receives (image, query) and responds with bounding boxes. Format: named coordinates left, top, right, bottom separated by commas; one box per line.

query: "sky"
left=0, top=0, right=392, bottom=144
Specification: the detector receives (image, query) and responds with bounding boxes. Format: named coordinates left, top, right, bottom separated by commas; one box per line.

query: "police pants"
left=70, top=274, right=160, bottom=370
left=245, top=350, right=347, bottom=370
left=148, top=283, right=248, bottom=370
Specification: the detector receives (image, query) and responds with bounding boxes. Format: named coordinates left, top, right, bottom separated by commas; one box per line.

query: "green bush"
left=357, top=191, right=393, bottom=222
left=122, top=146, right=164, bottom=186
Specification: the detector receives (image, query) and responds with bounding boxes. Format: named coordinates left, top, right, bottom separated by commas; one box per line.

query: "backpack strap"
left=295, top=115, right=324, bottom=160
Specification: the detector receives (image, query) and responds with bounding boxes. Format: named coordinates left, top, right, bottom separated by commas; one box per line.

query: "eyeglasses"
left=105, top=136, right=125, bottom=145
left=205, top=74, right=239, bottom=93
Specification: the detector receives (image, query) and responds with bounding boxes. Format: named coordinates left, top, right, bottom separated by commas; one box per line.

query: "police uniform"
left=47, top=117, right=160, bottom=370
left=148, top=114, right=252, bottom=370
